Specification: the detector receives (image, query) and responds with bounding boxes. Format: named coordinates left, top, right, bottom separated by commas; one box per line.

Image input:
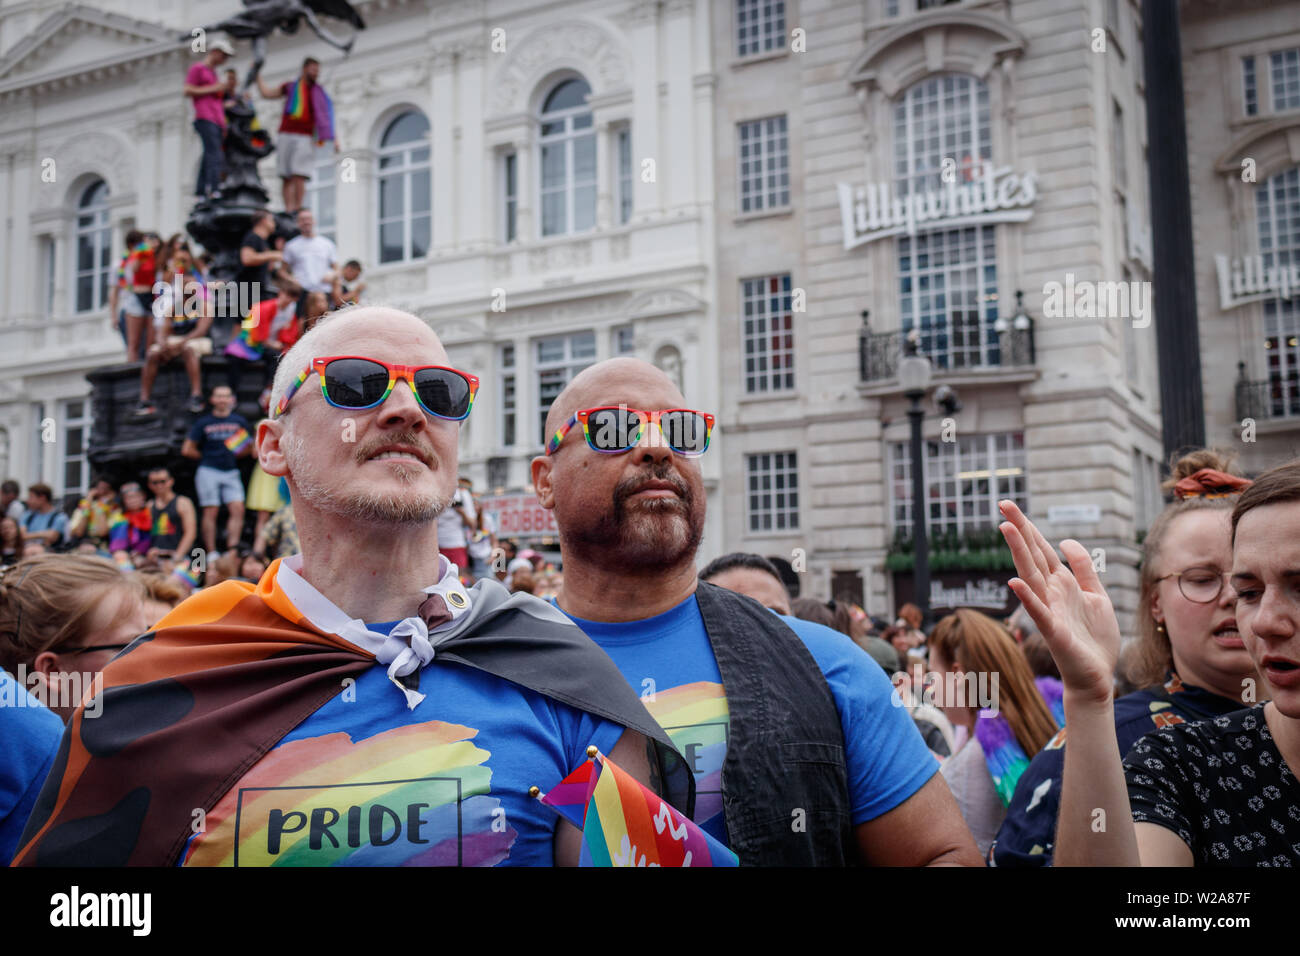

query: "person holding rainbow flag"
left=181, top=384, right=255, bottom=560
left=256, top=56, right=335, bottom=213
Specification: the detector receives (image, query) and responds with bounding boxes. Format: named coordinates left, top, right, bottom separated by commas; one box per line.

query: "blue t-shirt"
left=180, top=621, right=624, bottom=866
left=559, top=595, right=939, bottom=846
left=187, top=412, right=253, bottom=472
left=21, top=508, right=68, bottom=541
left=0, top=668, right=65, bottom=865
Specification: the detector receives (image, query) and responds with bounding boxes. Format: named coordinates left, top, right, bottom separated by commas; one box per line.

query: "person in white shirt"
left=280, top=210, right=338, bottom=322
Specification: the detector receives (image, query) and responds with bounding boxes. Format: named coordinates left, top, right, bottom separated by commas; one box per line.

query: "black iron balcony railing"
left=1236, top=375, right=1300, bottom=423
left=858, top=325, right=1036, bottom=384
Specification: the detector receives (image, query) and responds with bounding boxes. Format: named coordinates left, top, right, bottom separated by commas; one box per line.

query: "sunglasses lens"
left=324, top=358, right=390, bottom=408
left=586, top=408, right=643, bottom=450
left=413, top=368, right=473, bottom=419
left=661, top=411, right=709, bottom=454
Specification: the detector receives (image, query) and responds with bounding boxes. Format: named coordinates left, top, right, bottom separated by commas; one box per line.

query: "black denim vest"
left=693, top=582, right=855, bottom=865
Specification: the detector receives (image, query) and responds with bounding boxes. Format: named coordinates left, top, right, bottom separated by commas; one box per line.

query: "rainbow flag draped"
left=539, top=751, right=737, bottom=867
left=285, top=78, right=310, bottom=124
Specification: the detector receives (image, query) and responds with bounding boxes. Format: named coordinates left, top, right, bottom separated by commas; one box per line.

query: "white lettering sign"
left=929, top=578, right=1010, bottom=611
left=1047, top=504, right=1102, bottom=524
left=1215, top=254, right=1300, bottom=310
left=839, top=162, right=1037, bottom=250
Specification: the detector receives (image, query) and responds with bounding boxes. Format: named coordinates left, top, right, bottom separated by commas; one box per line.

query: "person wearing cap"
left=185, top=39, right=235, bottom=198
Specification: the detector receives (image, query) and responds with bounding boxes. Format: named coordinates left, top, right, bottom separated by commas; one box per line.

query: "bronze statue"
left=191, top=0, right=365, bottom=88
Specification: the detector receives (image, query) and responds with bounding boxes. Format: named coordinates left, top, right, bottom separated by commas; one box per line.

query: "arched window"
left=539, top=77, right=596, bottom=237
left=893, top=74, right=999, bottom=369
left=377, top=111, right=431, bottom=264
left=1259, top=165, right=1300, bottom=415
left=75, top=180, right=112, bottom=313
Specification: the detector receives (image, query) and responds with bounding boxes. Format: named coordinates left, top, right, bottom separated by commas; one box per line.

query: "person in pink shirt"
left=184, top=39, right=235, bottom=198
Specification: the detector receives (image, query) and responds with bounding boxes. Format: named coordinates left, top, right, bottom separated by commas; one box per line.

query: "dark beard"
left=564, top=465, right=705, bottom=571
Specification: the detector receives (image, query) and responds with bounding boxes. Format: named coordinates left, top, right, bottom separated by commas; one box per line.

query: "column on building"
left=334, top=140, right=372, bottom=271
left=430, top=48, right=456, bottom=252
left=627, top=3, right=661, bottom=217
left=158, top=115, right=184, bottom=233
left=456, top=44, right=489, bottom=251
left=6, top=149, right=35, bottom=321
left=663, top=0, right=695, bottom=211
left=594, top=121, right=613, bottom=230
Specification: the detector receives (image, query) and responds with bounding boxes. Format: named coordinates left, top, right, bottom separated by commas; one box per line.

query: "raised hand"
left=997, top=500, right=1120, bottom=703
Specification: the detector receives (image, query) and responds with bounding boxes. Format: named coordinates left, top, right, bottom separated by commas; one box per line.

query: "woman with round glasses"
left=999, top=454, right=1300, bottom=866
left=992, top=449, right=1260, bottom=866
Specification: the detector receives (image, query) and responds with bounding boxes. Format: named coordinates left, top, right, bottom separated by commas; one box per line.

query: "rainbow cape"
left=975, top=676, right=1067, bottom=806
left=13, top=558, right=692, bottom=866
left=540, top=751, right=737, bottom=867
left=107, top=508, right=152, bottom=556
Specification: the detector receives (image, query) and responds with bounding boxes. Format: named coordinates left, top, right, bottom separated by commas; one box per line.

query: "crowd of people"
left=1, top=304, right=1296, bottom=870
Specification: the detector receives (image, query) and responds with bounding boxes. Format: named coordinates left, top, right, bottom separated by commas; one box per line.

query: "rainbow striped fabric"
left=224, top=427, right=253, bottom=456
left=540, top=751, right=737, bottom=867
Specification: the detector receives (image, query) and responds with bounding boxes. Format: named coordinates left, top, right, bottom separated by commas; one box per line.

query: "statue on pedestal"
left=191, top=0, right=365, bottom=89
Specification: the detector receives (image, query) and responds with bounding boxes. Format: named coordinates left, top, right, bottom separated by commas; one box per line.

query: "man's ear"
left=258, top=419, right=289, bottom=477
left=531, top=455, right=555, bottom=510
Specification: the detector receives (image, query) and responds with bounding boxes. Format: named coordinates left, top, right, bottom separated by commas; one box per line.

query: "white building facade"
left=0, top=0, right=1174, bottom=622
left=1180, top=0, right=1300, bottom=473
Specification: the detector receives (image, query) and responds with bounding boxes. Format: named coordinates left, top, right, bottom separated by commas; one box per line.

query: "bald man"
left=532, top=358, right=982, bottom=866
left=16, top=309, right=693, bottom=868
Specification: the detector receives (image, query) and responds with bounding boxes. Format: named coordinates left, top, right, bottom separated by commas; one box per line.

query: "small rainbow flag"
left=172, top=562, right=201, bottom=590
left=538, top=749, right=738, bottom=868
left=225, top=427, right=252, bottom=455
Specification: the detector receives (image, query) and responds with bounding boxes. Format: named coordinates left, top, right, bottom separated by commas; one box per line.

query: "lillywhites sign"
left=1215, top=253, right=1300, bottom=310
left=838, top=163, right=1037, bottom=250
left=930, top=578, right=1009, bottom=611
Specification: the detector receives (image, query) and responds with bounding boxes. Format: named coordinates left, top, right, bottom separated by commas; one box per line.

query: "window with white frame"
left=1272, top=48, right=1300, bottom=112
left=617, top=128, right=633, bottom=225
left=500, top=344, right=517, bottom=447
left=75, top=180, right=112, bottom=313
left=377, top=111, right=431, bottom=264
left=611, top=324, right=636, bottom=356
left=1132, top=449, right=1162, bottom=535
left=890, top=432, right=1026, bottom=538
left=747, top=451, right=798, bottom=532
left=305, top=146, right=337, bottom=243
left=894, top=74, right=1000, bottom=369
left=1259, top=165, right=1300, bottom=416
left=736, top=0, right=785, bottom=58
left=738, top=115, right=789, bottom=213
left=536, top=331, right=596, bottom=444
left=1244, top=56, right=1258, bottom=116
left=741, top=273, right=795, bottom=393
left=502, top=151, right=518, bottom=242
left=61, top=398, right=91, bottom=504
left=539, top=78, right=596, bottom=238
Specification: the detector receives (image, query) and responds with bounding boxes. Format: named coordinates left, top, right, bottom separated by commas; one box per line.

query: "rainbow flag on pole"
left=538, top=749, right=738, bottom=867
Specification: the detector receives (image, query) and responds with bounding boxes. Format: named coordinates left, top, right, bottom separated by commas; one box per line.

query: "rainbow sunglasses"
left=272, top=356, right=480, bottom=421
left=546, top=406, right=715, bottom=457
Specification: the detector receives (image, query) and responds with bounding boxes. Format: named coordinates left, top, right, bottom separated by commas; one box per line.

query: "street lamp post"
left=898, top=333, right=935, bottom=630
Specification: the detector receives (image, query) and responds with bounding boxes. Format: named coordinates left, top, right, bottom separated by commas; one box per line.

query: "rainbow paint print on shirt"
left=182, top=720, right=517, bottom=866
left=639, top=681, right=729, bottom=838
